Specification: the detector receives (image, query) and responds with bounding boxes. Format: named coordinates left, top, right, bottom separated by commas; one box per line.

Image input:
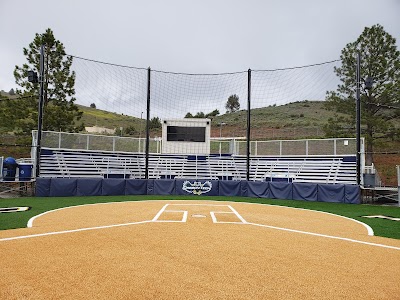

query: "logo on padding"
left=182, top=181, right=212, bottom=195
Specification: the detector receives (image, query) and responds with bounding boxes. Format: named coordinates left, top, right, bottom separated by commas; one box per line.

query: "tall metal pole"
left=246, top=69, right=251, bottom=181
left=35, top=44, right=45, bottom=178
left=145, top=67, right=151, bottom=179
left=356, top=53, right=361, bottom=185
left=139, top=111, right=143, bottom=152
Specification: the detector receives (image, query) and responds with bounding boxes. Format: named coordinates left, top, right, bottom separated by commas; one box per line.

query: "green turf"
left=1, top=195, right=399, bottom=239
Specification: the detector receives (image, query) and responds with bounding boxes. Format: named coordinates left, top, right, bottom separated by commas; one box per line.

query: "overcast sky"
left=0, top=0, right=399, bottom=93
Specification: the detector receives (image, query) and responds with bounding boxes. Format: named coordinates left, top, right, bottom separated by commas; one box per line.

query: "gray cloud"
left=1, top=0, right=399, bottom=97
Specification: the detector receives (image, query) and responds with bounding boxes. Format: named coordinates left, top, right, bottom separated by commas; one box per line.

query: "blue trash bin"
left=3, top=157, right=18, bottom=181
left=18, top=163, right=33, bottom=181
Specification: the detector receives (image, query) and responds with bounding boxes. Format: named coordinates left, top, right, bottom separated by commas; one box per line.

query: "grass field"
left=1, top=195, right=399, bottom=239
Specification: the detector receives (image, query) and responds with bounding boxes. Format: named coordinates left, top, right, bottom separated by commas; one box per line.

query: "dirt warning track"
left=1, top=200, right=399, bottom=299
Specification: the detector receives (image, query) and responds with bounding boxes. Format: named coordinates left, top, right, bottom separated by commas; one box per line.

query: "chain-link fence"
left=33, top=130, right=359, bottom=157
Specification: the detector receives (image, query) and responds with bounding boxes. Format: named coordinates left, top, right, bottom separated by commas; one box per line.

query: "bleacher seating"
left=39, top=148, right=356, bottom=184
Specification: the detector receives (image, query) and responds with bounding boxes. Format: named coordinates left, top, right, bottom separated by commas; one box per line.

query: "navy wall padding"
left=102, top=179, right=126, bottom=196
left=125, top=179, right=147, bottom=195
left=246, top=181, right=270, bottom=198
left=35, top=178, right=51, bottom=197
left=35, top=178, right=361, bottom=204
left=318, top=184, right=345, bottom=203
left=153, top=179, right=175, bottom=195
left=292, top=183, right=318, bottom=201
left=175, top=179, right=219, bottom=196
left=269, top=182, right=293, bottom=200
left=50, top=178, right=77, bottom=197
left=345, top=185, right=360, bottom=204
left=240, top=181, right=248, bottom=197
left=77, top=178, right=102, bottom=196
left=219, top=180, right=241, bottom=197
left=147, top=179, right=154, bottom=195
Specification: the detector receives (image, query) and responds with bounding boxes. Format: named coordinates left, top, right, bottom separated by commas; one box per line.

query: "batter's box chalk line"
left=151, top=204, right=248, bottom=224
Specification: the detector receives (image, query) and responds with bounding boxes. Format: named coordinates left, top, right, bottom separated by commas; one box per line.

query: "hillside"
left=78, top=105, right=144, bottom=132
left=78, top=101, right=338, bottom=139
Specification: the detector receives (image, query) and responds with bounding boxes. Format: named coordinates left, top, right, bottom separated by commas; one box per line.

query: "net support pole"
left=356, top=53, right=361, bottom=185
left=397, top=165, right=400, bottom=207
left=35, top=44, right=45, bottom=178
left=145, top=67, right=151, bottom=179
left=246, top=69, right=251, bottom=181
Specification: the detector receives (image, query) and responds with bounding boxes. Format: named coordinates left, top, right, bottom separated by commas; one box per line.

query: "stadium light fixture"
left=27, top=70, right=38, bottom=83
left=365, top=76, right=374, bottom=90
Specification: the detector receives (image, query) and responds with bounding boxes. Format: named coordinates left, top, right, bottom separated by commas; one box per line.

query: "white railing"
left=32, top=130, right=362, bottom=157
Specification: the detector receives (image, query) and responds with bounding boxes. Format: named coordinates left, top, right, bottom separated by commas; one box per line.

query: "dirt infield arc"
left=1, top=200, right=400, bottom=299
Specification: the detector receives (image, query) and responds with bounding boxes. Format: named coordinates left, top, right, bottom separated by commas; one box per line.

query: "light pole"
left=139, top=111, right=143, bottom=153
left=219, top=122, right=226, bottom=155
left=356, top=51, right=373, bottom=186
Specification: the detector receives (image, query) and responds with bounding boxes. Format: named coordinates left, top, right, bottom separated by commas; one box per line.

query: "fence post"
left=306, top=140, right=308, bottom=156
left=397, top=165, right=400, bottom=207
left=58, top=132, right=61, bottom=148
left=145, top=67, right=151, bottom=179
left=35, top=44, right=45, bottom=178
left=334, top=139, right=337, bottom=155
left=246, top=69, right=251, bottom=181
left=356, top=52, right=361, bottom=185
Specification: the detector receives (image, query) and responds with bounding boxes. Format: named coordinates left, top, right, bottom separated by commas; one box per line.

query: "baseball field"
left=1, top=196, right=399, bottom=299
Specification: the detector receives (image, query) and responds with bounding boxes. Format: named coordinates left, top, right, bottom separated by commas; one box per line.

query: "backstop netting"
left=70, top=56, right=341, bottom=155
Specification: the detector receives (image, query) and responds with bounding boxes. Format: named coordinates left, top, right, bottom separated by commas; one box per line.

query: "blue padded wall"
left=35, top=178, right=360, bottom=204
left=77, top=178, right=102, bottom=196
left=292, top=183, right=318, bottom=202
left=269, top=182, right=293, bottom=200
left=49, top=178, right=77, bottom=197
left=102, top=179, right=126, bottom=196
left=219, top=180, right=241, bottom=197
left=153, top=179, right=175, bottom=195
left=125, top=179, right=147, bottom=195
left=318, top=184, right=345, bottom=203
left=246, top=181, right=271, bottom=198
left=35, top=178, right=51, bottom=197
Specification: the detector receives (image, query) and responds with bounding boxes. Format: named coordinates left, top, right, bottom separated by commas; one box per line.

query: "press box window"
left=167, top=126, right=206, bottom=142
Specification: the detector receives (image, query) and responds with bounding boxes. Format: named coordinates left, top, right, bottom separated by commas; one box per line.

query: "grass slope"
left=78, top=105, right=144, bottom=130
left=1, top=196, right=399, bottom=240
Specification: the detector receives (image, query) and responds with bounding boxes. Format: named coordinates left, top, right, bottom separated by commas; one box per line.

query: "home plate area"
left=152, top=203, right=247, bottom=224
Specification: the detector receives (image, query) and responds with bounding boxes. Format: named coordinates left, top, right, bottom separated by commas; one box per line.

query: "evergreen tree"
left=149, top=117, right=162, bottom=129
left=225, top=94, right=240, bottom=113
left=184, top=112, right=193, bottom=118
left=14, top=28, right=83, bottom=134
left=324, top=24, right=400, bottom=165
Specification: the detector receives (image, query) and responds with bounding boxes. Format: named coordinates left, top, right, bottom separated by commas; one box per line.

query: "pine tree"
left=324, top=24, right=400, bottom=165
left=14, top=28, right=83, bottom=134
left=225, top=94, right=240, bottom=113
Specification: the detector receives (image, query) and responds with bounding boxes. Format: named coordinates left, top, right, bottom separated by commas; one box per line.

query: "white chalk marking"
left=0, top=220, right=151, bottom=242
left=210, top=211, right=246, bottom=224
left=228, top=205, right=248, bottom=223
left=28, top=200, right=374, bottom=237
left=152, top=206, right=188, bottom=223
left=192, top=214, right=207, bottom=218
left=247, top=222, right=400, bottom=251
left=152, top=204, right=169, bottom=222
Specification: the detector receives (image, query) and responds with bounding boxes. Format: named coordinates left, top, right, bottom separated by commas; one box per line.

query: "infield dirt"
left=1, top=200, right=399, bottom=299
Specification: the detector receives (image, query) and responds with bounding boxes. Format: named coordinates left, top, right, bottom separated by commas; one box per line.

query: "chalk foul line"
left=0, top=220, right=152, bottom=242
left=246, top=222, right=400, bottom=251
